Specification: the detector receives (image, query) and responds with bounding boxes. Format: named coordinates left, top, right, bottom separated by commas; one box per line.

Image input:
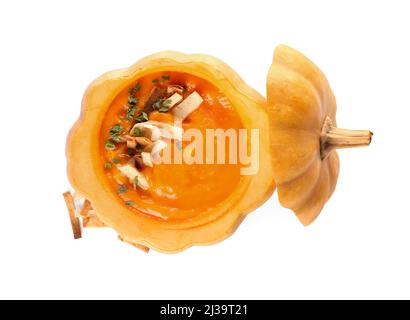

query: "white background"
left=0, top=0, right=409, bottom=300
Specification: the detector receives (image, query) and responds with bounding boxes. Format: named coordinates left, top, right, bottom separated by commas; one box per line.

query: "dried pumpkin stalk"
left=62, top=191, right=82, bottom=239
left=320, top=116, right=373, bottom=160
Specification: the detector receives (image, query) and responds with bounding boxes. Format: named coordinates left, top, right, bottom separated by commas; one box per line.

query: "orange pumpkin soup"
left=100, top=72, right=245, bottom=221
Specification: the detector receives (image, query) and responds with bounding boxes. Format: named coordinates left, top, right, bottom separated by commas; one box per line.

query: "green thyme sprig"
left=136, top=111, right=148, bottom=123
left=109, top=124, right=124, bottom=143
left=132, top=127, right=142, bottom=137
left=132, top=176, right=139, bottom=190
left=118, top=185, right=128, bottom=194
left=153, top=98, right=172, bottom=113
left=105, top=140, right=116, bottom=151
left=125, top=200, right=135, bottom=206
left=126, top=82, right=141, bottom=121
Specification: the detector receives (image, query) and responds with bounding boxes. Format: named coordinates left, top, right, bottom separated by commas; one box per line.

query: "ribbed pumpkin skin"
left=66, top=51, right=276, bottom=253
left=267, top=45, right=340, bottom=226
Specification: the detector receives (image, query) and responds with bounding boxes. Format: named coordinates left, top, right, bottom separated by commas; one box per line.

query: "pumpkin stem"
left=321, top=117, right=373, bottom=160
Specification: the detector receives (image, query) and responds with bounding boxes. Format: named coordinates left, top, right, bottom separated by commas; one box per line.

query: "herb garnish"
left=104, top=162, right=112, bottom=169
left=125, top=200, right=135, bottom=206
left=128, top=96, right=139, bottom=106
left=126, top=106, right=137, bottom=121
left=152, top=79, right=158, bottom=83
left=132, top=127, right=142, bottom=137
left=158, top=106, right=169, bottom=113
left=159, top=99, right=172, bottom=112
left=153, top=100, right=161, bottom=110
left=132, top=176, right=139, bottom=189
left=126, top=82, right=141, bottom=121
left=112, top=157, right=120, bottom=164
left=109, top=124, right=123, bottom=142
left=128, top=82, right=141, bottom=95
left=110, top=124, right=123, bottom=134
left=136, top=111, right=149, bottom=123
left=161, top=75, right=170, bottom=81
left=105, top=140, right=116, bottom=151
left=152, top=98, right=172, bottom=113
left=118, top=185, right=128, bottom=194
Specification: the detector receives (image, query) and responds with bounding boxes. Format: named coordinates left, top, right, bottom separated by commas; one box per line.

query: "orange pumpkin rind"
left=267, top=45, right=372, bottom=226
left=66, top=52, right=275, bottom=253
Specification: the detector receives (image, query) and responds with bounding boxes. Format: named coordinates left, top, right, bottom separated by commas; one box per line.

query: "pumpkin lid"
left=266, top=45, right=372, bottom=226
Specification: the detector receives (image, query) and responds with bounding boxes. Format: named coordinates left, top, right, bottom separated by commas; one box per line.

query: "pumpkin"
left=66, top=46, right=372, bottom=253
left=66, top=51, right=276, bottom=253
left=267, top=45, right=372, bottom=225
